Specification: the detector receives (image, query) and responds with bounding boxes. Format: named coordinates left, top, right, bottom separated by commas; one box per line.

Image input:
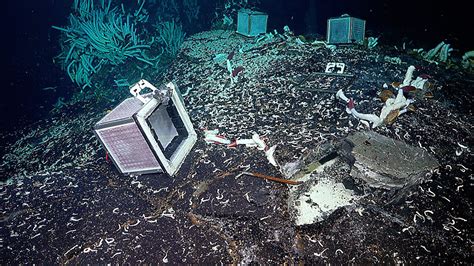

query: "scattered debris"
left=241, top=171, right=302, bottom=185
left=384, top=55, right=402, bottom=64
left=312, top=40, right=336, bottom=52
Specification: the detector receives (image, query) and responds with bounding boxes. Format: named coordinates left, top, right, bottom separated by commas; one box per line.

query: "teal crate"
left=327, top=15, right=366, bottom=44
left=237, top=9, right=268, bottom=37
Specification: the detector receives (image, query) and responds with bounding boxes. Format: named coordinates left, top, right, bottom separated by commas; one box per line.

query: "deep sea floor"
left=1, top=30, right=472, bottom=264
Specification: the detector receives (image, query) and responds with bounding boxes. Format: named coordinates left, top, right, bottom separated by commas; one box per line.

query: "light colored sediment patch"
left=294, top=176, right=359, bottom=226
left=288, top=158, right=360, bottom=226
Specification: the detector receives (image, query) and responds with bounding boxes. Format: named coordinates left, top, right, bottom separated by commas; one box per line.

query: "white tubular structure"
left=399, top=109, right=408, bottom=115
left=252, top=134, right=266, bottom=150
left=204, top=130, right=277, bottom=167
left=336, top=89, right=352, bottom=114
left=265, top=145, right=278, bottom=166
left=204, top=129, right=231, bottom=145
left=336, top=89, right=350, bottom=102
left=351, top=109, right=382, bottom=127
left=402, top=65, right=416, bottom=86
left=336, top=88, right=413, bottom=128
left=379, top=89, right=413, bottom=122
left=226, top=59, right=233, bottom=74
left=411, top=77, right=428, bottom=90
left=236, top=138, right=257, bottom=146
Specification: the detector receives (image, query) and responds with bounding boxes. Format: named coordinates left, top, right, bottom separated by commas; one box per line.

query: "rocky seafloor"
left=1, top=30, right=472, bottom=264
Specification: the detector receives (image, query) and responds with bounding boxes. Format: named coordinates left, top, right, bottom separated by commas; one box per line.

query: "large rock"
left=344, top=131, right=439, bottom=189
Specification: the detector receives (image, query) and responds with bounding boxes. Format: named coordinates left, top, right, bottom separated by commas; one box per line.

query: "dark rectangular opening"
left=146, top=100, right=188, bottom=159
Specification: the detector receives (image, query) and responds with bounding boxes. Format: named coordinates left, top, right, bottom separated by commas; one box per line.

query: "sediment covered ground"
left=1, top=30, right=472, bottom=264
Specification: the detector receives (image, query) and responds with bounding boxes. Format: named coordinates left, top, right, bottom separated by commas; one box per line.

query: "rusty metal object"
left=242, top=172, right=303, bottom=185
left=424, top=91, right=434, bottom=98
left=384, top=109, right=400, bottom=125
left=391, top=81, right=402, bottom=88
left=379, top=89, right=395, bottom=102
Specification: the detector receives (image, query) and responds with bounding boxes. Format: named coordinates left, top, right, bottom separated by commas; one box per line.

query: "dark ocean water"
left=1, top=0, right=471, bottom=137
